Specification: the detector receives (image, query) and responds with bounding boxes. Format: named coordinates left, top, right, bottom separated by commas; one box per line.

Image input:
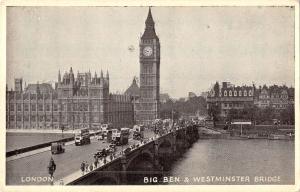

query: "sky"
left=6, top=6, right=295, bottom=98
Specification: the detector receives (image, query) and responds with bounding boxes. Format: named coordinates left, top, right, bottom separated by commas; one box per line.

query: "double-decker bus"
left=74, top=128, right=91, bottom=146
left=107, top=128, right=119, bottom=143
left=114, top=128, right=130, bottom=145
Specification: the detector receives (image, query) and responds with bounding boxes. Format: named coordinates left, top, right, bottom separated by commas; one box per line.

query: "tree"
left=226, top=108, right=240, bottom=122
left=160, top=96, right=207, bottom=119
left=207, top=103, right=220, bottom=126
left=280, top=105, right=294, bottom=125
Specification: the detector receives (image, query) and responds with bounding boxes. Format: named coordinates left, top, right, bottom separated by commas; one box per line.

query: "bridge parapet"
left=66, top=125, right=200, bottom=185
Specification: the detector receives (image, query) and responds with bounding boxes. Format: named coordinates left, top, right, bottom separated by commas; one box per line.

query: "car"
left=124, top=147, right=131, bottom=155
left=97, top=134, right=104, bottom=140
left=94, top=148, right=110, bottom=158
left=109, top=144, right=116, bottom=152
left=51, top=142, right=65, bottom=154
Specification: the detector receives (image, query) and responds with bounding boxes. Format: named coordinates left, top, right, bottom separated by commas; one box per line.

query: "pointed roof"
left=106, top=70, right=109, bottom=78
left=25, top=83, right=53, bottom=94
left=125, top=78, right=140, bottom=97
left=145, top=7, right=154, bottom=26
left=58, top=70, right=61, bottom=81
left=141, top=7, right=158, bottom=40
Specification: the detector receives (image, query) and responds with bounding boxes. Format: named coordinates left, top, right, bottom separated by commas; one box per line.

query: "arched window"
left=244, top=90, right=247, bottom=96
left=224, top=90, right=227, bottom=96
left=249, top=90, right=252, bottom=96
left=229, top=90, right=232, bottom=96
left=234, top=90, right=237, bottom=96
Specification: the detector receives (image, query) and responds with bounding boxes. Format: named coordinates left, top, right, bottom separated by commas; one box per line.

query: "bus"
left=107, top=128, right=119, bottom=143
left=133, top=125, right=145, bottom=140
left=101, top=123, right=113, bottom=139
left=74, top=128, right=91, bottom=146
left=114, top=128, right=130, bottom=146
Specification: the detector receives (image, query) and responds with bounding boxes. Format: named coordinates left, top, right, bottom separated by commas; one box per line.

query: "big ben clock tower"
left=138, top=7, right=160, bottom=123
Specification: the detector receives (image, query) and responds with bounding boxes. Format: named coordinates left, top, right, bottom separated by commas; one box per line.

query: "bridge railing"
left=56, top=126, right=193, bottom=185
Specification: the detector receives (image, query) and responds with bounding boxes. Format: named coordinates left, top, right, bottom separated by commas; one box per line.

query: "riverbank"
left=6, top=128, right=76, bottom=134
left=197, top=127, right=294, bottom=140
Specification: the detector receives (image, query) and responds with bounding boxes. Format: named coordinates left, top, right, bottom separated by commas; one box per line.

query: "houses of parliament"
left=6, top=8, right=160, bottom=130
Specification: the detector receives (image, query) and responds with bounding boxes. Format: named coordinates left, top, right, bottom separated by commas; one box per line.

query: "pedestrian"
left=110, top=154, right=113, bottom=161
left=94, top=156, right=98, bottom=168
left=103, top=157, right=107, bottom=164
left=80, top=161, right=85, bottom=175
left=89, top=164, right=93, bottom=171
left=85, top=162, right=89, bottom=173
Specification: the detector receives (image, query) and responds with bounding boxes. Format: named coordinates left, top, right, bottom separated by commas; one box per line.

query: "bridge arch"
left=158, top=138, right=172, bottom=149
left=126, top=150, right=154, bottom=170
left=175, top=129, right=187, bottom=155
left=126, top=150, right=157, bottom=184
left=158, top=138, right=174, bottom=171
left=92, top=176, right=118, bottom=185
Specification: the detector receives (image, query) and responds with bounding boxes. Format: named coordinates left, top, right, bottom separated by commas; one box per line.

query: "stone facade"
left=207, top=81, right=294, bottom=117
left=134, top=8, right=160, bottom=124
left=6, top=68, right=134, bottom=130
left=254, top=85, right=294, bottom=112
left=207, top=82, right=255, bottom=117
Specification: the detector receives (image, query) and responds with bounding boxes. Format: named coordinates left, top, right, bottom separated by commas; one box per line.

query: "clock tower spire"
left=142, top=7, right=158, bottom=40
left=136, top=7, right=160, bottom=124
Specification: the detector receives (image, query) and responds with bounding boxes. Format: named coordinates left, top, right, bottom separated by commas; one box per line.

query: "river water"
left=168, top=139, right=294, bottom=185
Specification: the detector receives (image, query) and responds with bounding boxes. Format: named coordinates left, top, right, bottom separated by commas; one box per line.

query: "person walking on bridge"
left=94, top=156, right=99, bottom=168
left=85, top=162, right=89, bottom=173
left=89, top=164, right=93, bottom=172
left=80, top=161, right=85, bottom=175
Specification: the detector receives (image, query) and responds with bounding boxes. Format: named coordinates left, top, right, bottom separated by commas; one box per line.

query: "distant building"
left=254, top=85, right=270, bottom=108
left=188, top=92, right=197, bottom=99
left=200, top=91, right=209, bottom=99
left=6, top=68, right=134, bottom=130
left=254, top=85, right=294, bottom=113
left=124, top=78, right=140, bottom=123
left=124, top=78, right=140, bottom=100
left=207, top=82, right=254, bottom=117
left=160, top=93, right=170, bottom=103
left=178, top=97, right=188, bottom=102
left=207, top=81, right=294, bottom=118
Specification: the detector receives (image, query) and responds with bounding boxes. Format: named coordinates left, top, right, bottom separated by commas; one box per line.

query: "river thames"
left=168, top=139, right=294, bottom=185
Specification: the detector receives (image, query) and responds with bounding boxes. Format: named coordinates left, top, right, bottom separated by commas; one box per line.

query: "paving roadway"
left=6, top=129, right=155, bottom=185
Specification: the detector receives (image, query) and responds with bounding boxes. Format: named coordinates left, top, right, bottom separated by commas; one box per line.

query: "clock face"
left=143, top=46, right=153, bottom=56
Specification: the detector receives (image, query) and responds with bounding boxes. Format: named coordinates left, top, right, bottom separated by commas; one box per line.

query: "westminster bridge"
left=67, top=125, right=199, bottom=185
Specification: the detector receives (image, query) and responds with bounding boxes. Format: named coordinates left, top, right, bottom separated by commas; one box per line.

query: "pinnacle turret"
left=106, top=70, right=109, bottom=79
left=58, top=70, right=61, bottom=82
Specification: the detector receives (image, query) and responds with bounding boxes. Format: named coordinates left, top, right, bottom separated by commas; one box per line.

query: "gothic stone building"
left=134, top=8, right=161, bottom=124
left=207, top=81, right=294, bottom=118
left=6, top=69, right=134, bottom=130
